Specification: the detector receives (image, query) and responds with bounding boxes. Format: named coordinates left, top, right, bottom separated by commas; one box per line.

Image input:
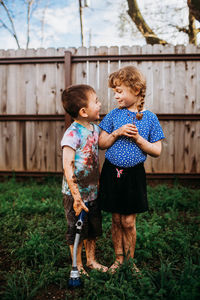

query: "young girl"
left=98, top=66, right=165, bottom=272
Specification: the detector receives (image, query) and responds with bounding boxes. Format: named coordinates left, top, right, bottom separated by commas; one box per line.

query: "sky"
left=0, top=0, right=198, bottom=50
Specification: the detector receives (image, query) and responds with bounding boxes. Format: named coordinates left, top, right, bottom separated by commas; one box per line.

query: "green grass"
left=0, top=177, right=199, bottom=300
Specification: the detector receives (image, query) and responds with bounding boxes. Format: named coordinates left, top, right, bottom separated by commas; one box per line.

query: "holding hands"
left=99, top=123, right=140, bottom=149
left=99, top=123, right=162, bottom=157
left=116, top=123, right=139, bottom=141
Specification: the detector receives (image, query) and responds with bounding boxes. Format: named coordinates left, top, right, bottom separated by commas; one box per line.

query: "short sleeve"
left=61, top=128, right=80, bottom=150
left=99, top=111, right=114, bottom=134
left=149, top=114, right=165, bottom=143
left=93, top=123, right=100, bottom=135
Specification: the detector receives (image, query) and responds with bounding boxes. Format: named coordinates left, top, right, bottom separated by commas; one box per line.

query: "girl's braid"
left=136, top=86, right=145, bottom=120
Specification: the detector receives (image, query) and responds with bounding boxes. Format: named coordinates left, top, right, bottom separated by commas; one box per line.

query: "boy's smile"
left=85, top=92, right=101, bottom=121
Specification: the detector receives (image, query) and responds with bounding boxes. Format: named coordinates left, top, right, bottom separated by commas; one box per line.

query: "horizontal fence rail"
left=0, top=171, right=200, bottom=181
left=1, top=114, right=200, bottom=121
left=1, top=53, right=200, bottom=65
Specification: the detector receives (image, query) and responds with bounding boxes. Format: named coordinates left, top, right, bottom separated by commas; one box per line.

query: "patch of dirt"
left=34, top=285, right=68, bottom=300
left=0, top=247, right=12, bottom=295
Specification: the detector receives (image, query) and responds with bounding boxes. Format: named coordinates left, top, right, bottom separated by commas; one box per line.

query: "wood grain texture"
left=0, top=46, right=199, bottom=174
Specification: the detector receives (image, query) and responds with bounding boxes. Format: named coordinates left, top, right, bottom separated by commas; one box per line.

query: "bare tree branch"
left=26, top=0, right=34, bottom=49
left=176, top=26, right=189, bottom=34
left=40, top=0, right=49, bottom=47
left=0, top=0, right=21, bottom=48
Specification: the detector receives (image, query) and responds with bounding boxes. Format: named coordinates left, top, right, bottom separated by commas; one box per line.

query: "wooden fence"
left=0, top=45, right=200, bottom=181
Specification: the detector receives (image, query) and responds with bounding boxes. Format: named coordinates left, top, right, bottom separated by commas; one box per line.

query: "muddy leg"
left=85, top=239, right=108, bottom=272
left=109, top=213, right=124, bottom=272
left=70, top=242, right=88, bottom=275
left=121, top=214, right=140, bottom=272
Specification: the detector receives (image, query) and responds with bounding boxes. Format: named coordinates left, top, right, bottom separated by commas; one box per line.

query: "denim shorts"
left=63, top=194, right=102, bottom=245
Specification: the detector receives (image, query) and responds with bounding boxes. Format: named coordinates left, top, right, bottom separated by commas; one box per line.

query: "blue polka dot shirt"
left=99, top=108, right=165, bottom=168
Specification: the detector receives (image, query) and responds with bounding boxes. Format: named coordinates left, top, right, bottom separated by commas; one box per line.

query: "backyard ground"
left=0, top=177, right=199, bottom=300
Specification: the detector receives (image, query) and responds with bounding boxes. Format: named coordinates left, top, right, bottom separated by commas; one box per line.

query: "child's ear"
left=79, top=107, right=88, bottom=118
left=133, top=86, right=140, bottom=96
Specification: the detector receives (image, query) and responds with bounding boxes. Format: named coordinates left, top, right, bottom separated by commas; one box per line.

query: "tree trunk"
left=188, top=9, right=197, bottom=45
left=127, top=0, right=167, bottom=45
left=187, top=0, right=200, bottom=21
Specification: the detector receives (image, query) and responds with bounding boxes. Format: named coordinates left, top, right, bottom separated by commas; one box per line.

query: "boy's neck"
left=74, top=118, right=93, bottom=131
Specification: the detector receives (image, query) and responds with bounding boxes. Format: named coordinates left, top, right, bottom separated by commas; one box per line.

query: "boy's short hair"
left=62, top=84, right=95, bottom=118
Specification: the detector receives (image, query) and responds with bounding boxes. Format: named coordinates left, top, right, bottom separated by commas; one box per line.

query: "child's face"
left=85, top=92, right=101, bottom=121
left=113, top=84, right=138, bottom=110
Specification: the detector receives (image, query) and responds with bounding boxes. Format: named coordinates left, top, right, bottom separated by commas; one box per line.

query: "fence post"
left=64, top=51, right=72, bottom=128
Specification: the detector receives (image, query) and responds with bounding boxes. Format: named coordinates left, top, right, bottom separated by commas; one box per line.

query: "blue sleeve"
left=149, top=114, right=165, bottom=143
left=99, top=111, right=114, bottom=134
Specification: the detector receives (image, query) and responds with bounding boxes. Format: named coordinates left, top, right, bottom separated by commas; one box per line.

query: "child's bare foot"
left=86, top=261, right=108, bottom=272
left=132, top=263, right=140, bottom=273
left=77, top=265, right=89, bottom=276
left=131, top=263, right=142, bottom=276
left=108, top=260, right=122, bottom=274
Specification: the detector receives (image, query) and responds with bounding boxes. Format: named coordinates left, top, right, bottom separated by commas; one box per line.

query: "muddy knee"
left=112, top=213, right=122, bottom=227
left=121, top=215, right=136, bottom=230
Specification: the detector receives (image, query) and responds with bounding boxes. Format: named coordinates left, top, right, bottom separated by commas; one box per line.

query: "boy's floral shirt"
left=61, top=122, right=100, bottom=202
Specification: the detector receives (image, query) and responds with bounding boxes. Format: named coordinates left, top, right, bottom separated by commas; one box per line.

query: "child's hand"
left=117, top=124, right=139, bottom=139
left=131, top=124, right=140, bottom=141
left=73, top=200, right=89, bottom=216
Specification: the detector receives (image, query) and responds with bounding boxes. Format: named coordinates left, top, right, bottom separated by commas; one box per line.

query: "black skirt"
left=98, top=159, right=148, bottom=215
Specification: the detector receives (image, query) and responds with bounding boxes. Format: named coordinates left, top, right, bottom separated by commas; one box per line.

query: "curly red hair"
left=108, top=66, right=146, bottom=120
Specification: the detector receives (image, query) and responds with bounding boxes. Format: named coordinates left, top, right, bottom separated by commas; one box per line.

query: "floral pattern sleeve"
left=61, top=129, right=81, bottom=150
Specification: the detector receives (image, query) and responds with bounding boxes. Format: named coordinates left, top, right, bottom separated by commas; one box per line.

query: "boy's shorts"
left=63, top=194, right=102, bottom=245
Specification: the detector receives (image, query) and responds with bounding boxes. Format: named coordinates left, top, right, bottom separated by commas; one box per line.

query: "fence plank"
left=55, top=121, right=65, bottom=171
left=108, top=46, right=119, bottom=111
left=174, top=121, right=185, bottom=173
left=151, top=46, right=175, bottom=173
left=174, top=45, right=186, bottom=113
left=185, top=45, right=198, bottom=113
left=24, top=49, right=37, bottom=114
left=88, top=46, right=99, bottom=90
left=55, top=48, right=67, bottom=114
left=98, top=46, right=109, bottom=114
left=36, top=48, right=57, bottom=114
left=26, top=122, right=37, bottom=171
left=73, top=47, right=87, bottom=85
left=184, top=121, right=200, bottom=173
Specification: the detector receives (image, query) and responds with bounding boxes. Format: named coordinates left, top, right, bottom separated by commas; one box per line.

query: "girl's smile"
left=113, top=84, right=139, bottom=112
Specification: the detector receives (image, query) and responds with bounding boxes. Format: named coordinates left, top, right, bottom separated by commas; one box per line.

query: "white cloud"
left=35, top=3, right=79, bottom=35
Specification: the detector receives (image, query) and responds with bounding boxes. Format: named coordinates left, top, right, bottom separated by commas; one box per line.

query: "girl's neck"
left=127, top=107, right=138, bottom=112
left=127, top=97, right=143, bottom=112
left=126, top=104, right=139, bottom=112
left=74, top=118, right=93, bottom=131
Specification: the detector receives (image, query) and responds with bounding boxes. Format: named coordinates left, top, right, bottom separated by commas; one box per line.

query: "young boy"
left=61, top=84, right=108, bottom=275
